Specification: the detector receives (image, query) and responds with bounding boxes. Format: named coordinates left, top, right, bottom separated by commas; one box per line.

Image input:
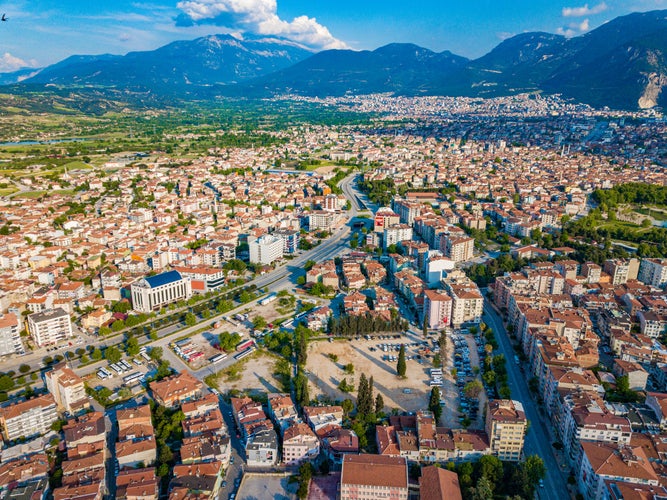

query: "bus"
left=97, top=370, right=109, bottom=380
left=123, top=372, right=143, bottom=385
left=259, top=293, right=277, bottom=306
left=120, top=360, right=132, bottom=371
left=141, top=352, right=151, bottom=362
left=234, top=347, right=254, bottom=361
left=110, top=364, right=123, bottom=374
left=236, top=339, right=255, bottom=352
left=210, top=353, right=228, bottom=364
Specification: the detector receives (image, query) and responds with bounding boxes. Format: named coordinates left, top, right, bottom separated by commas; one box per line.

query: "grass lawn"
left=13, top=190, right=46, bottom=199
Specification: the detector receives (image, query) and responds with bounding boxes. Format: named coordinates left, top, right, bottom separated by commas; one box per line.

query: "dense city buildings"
left=0, top=90, right=665, bottom=500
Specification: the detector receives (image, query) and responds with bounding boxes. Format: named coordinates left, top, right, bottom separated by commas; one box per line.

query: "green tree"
left=149, top=346, right=163, bottom=361
left=469, top=475, right=494, bottom=500
left=342, top=398, right=354, bottom=416
left=375, top=393, right=385, bottom=414
left=429, top=387, right=442, bottom=422
left=51, top=419, right=67, bottom=432
left=252, top=316, right=267, bottom=330
left=91, top=348, right=102, bottom=361
left=396, top=344, right=406, bottom=377
left=338, top=378, right=353, bottom=393
left=478, top=455, right=504, bottom=486
left=111, top=319, right=125, bottom=332
left=218, top=332, right=241, bottom=352
left=112, top=301, right=131, bottom=313
left=157, top=463, right=169, bottom=477
left=104, top=346, right=122, bottom=364
left=18, top=364, right=30, bottom=374
left=344, top=363, right=354, bottom=374
left=294, top=369, right=310, bottom=407
left=523, top=454, right=546, bottom=485
left=357, top=373, right=374, bottom=419
left=351, top=421, right=368, bottom=448
left=185, top=312, right=197, bottom=326
left=296, top=462, right=314, bottom=499
left=296, top=327, right=308, bottom=366
left=158, top=444, right=173, bottom=464
left=125, top=336, right=140, bottom=356
left=432, top=353, right=442, bottom=367
left=156, top=360, right=172, bottom=380
left=464, top=379, right=483, bottom=398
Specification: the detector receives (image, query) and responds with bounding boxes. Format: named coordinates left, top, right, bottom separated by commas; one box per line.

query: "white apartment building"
left=443, top=275, right=483, bottom=326
left=383, top=224, right=413, bottom=250
left=441, top=234, right=475, bottom=263
left=486, top=399, right=527, bottom=462
left=423, top=290, right=453, bottom=329
left=130, top=270, right=192, bottom=313
left=246, top=428, right=279, bottom=467
left=308, top=211, right=339, bottom=231
left=558, top=391, right=632, bottom=464
left=0, top=394, right=58, bottom=441
left=638, top=258, right=667, bottom=288
left=45, top=364, right=89, bottom=414
left=249, top=234, right=284, bottom=265
left=27, top=308, right=73, bottom=347
left=0, top=313, right=24, bottom=356
left=282, top=422, right=319, bottom=466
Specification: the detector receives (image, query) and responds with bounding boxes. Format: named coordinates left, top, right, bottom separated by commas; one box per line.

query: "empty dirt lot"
left=305, top=337, right=451, bottom=416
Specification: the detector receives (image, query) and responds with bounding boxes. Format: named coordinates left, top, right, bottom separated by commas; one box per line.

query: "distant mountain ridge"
left=24, top=34, right=314, bottom=93
left=4, top=9, right=667, bottom=109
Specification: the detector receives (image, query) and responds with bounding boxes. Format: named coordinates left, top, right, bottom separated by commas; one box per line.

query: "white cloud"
left=562, top=2, right=608, bottom=17
left=556, top=18, right=591, bottom=37
left=176, top=0, right=347, bottom=49
left=0, top=52, right=33, bottom=71
left=496, top=32, right=515, bottom=41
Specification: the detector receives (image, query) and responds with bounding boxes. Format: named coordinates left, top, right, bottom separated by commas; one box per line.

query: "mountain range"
left=7, top=9, right=667, bottom=110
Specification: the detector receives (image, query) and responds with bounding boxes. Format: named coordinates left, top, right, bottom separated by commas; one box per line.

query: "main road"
left=482, top=301, right=570, bottom=500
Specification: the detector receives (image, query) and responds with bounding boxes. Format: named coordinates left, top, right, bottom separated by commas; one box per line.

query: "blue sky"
left=0, top=0, right=665, bottom=71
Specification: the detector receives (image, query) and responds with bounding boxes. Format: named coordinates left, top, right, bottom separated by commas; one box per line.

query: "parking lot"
left=85, top=348, right=155, bottom=394
left=451, top=331, right=487, bottom=430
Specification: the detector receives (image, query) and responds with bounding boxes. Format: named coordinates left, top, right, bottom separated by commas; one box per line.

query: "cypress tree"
left=429, top=386, right=442, bottom=422
left=397, top=344, right=407, bottom=377
left=375, top=393, right=385, bottom=414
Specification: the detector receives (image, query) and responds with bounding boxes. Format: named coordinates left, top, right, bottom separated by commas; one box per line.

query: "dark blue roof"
left=144, top=270, right=182, bottom=288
